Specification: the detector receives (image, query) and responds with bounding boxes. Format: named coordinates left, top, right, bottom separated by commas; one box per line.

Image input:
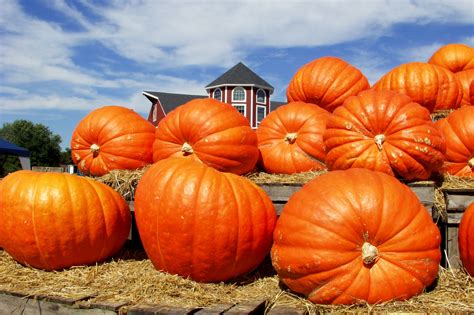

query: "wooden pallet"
left=440, top=188, right=474, bottom=268
left=0, top=290, right=275, bottom=315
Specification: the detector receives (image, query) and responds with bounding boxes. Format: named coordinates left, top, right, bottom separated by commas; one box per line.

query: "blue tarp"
left=0, top=138, right=30, bottom=157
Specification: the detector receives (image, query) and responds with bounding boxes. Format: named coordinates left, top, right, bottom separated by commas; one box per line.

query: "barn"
left=143, top=62, right=285, bottom=128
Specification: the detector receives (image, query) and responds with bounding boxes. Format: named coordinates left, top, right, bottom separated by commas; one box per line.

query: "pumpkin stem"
left=181, top=142, right=194, bottom=155
left=90, top=143, right=100, bottom=157
left=285, top=132, right=298, bottom=144
left=374, top=134, right=385, bottom=151
left=469, top=157, right=474, bottom=169
left=361, top=242, right=378, bottom=265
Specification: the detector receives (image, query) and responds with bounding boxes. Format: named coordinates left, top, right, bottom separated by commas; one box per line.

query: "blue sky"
left=1, top=0, right=473, bottom=149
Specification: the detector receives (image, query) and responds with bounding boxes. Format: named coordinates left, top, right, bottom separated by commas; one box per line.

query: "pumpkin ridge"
left=299, top=147, right=326, bottom=167
left=282, top=208, right=360, bottom=247
left=83, top=177, right=111, bottom=262
left=307, top=259, right=362, bottom=303
left=222, top=173, right=244, bottom=277
left=190, top=145, right=251, bottom=168
left=446, top=113, right=473, bottom=156
left=324, top=69, right=364, bottom=111
left=376, top=253, right=435, bottom=288
left=194, top=125, right=254, bottom=146
left=340, top=103, right=375, bottom=138
left=153, top=162, right=181, bottom=270
left=318, top=62, right=349, bottom=104
left=31, top=173, right=52, bottom=270
left=333, top=269, right=366, bottom=304
left=187, top=164, right=203, bottom=279
left=377, top=203, right=432, bottom=250
left=382, top=141, right=433, bottom=178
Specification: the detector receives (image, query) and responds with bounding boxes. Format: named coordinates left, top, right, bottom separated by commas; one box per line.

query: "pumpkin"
left=71, top=105, right=155, bottom=176
left=428, top=43, right=474, bottom=73
left=459, top=202, right=474, bottom=276
left=455, top=69, right=474, bottom=106
left=271, top=168, right=441, bottom=305
left=372, top=62, right=463, bottom=112
left=434, top=106, right=474, bottom=177
left=256, top=102, right=329, bottom=174
left=153, top=98, right=258, bottom=175
left=0, top=171, right=131, bottom=270
left=286, top=56, right=370, bottom=112
left=323, top=90, right=445, bottom=181
left=134, top=158, right=276, bottom=282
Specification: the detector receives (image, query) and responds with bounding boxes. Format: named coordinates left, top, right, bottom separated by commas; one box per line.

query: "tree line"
left=0, top=120, right=73, bottom=177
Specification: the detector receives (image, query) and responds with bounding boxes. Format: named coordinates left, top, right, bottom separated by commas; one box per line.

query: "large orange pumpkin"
left=428, top=43, right=474, bottom=73
left=455, top=69, right=474, bottom=106
left=323, top=90, right=445, bottom=181
left=372, top=62, right=463, bottom=112
left=153, top=98, right=258, bottom=175
left=459, top=202, right=474, bottom=276
left=271, top=168, right=441, bottom=305
left=286, top=56, right=369, bottom=112
left=256, top=102, right=329, bottom=174
left=71, top=106, right=155, bottom=176
left=434, top=106, right=474, bottom=177
left=134, top=158, right=276, bottom=282
left=0, top=171, right=131, bottom=270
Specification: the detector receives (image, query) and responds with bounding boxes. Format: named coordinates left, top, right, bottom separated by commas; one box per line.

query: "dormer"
left=205, top=62, right=274, bottom=128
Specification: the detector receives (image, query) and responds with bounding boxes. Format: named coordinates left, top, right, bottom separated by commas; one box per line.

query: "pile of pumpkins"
left=0, top=43, right=473, bottom=305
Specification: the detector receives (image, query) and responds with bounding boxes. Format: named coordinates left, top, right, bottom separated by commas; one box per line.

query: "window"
left=232, top=87, right=246, bottom=102
left=152, top=103, right=158, bottom=122
left=213, top=88, right=222, bottom=101
left=256, top=106, right=266, bottom=126
left=256, top=89, right=266, bottom=103
left=233, top=104, right=246, bottom=116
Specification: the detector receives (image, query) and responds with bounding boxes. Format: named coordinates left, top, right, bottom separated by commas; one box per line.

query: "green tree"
left=0, top=120, right=63, bottom=176
left=60, top=147, right=73, bottom=165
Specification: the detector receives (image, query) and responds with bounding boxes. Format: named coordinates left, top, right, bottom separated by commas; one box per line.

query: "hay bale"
left=0, top=249, right=473, bottom=313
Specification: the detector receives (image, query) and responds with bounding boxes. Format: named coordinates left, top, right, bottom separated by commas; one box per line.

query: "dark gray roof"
left=270, top=101, right=287, bottom=111
left=143, top=91, right=208, bottom=113
left=205, top=62, right=274, bottom=92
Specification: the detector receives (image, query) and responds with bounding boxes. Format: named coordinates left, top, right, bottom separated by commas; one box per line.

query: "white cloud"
left=398, top=36, right=474, bottom=64
left=0, top=0, right=473, bottom=113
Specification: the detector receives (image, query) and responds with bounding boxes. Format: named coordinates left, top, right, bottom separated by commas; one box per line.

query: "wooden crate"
left=31, top=166, right=65, bottom=173
left=258, top=181, right=436, bottom=216
left=440, top=188, right=474, bottom=268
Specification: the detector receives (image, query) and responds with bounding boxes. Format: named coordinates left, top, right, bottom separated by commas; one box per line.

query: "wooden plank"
left=127, top=304, right=198, bottom=315
left=447, top=212, right=465, bottom=225
left=444, top=190, right=474, bottom=210
left=194, top=303, right=234, bottom=314
left=0, top=293, right=115, bottom=315
left=446, top=223, right=462, bottom=269
left=89, top=300, right=129, bottom=311
left=258, top=184, right=302, bottom=202
left=267, top=306, right=307, bottom=315
left=224, top=299, right=267, bottom=314
left=407, top=183, right=435, bottom=209
left=273, top=203, right=285, bottom=216
left=34, top=293, right=96, bottom=305
left=32, top=166, right=65, bottom=173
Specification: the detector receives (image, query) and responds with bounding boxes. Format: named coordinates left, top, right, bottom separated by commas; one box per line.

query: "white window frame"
left=232, top=87, right=246, bottom=102
left=232, top=104, right=246, bottom=117
left=213, top=88, right=222, bottom=101
left=256, top=105, right=266, bottom=127
left=256, top=89, right=266, bottom=104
